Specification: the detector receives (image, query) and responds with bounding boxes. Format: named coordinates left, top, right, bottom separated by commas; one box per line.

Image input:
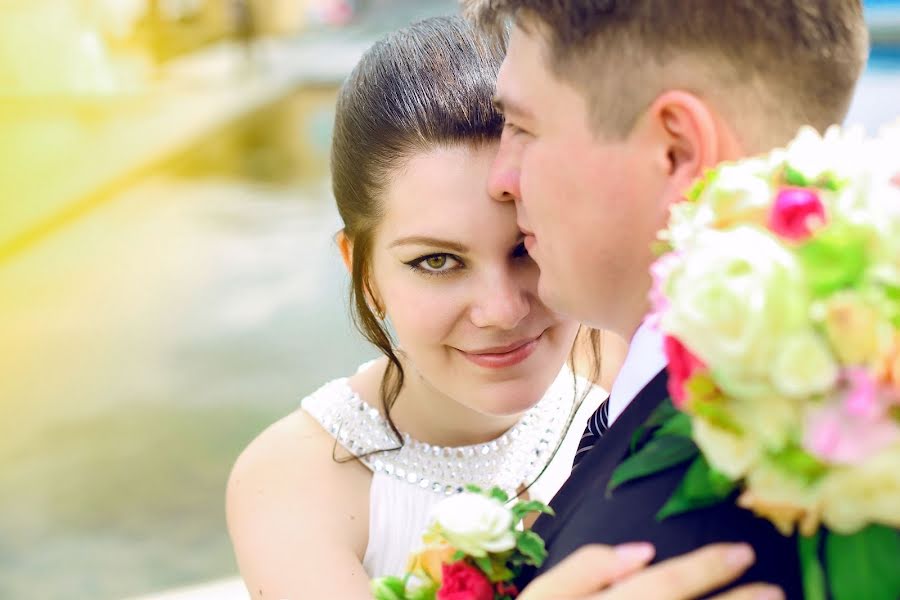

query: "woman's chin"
left=475, top=389, right=546, bottom=418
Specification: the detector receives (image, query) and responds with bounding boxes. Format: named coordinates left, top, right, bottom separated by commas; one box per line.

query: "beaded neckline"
left=301, top=368, right=581, bottom=497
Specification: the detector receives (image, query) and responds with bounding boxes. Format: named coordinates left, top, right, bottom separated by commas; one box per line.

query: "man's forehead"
left=494, top=26, right=548, bottom=117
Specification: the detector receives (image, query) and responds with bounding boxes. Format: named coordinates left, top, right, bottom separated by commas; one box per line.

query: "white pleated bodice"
left=301, top=364, right=606, bottom=578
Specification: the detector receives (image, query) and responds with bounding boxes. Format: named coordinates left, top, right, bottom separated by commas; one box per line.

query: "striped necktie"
left=572, top=399, right=610, bottom=468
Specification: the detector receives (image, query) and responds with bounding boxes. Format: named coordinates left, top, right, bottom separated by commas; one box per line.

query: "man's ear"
left=335, top=229, right=353, bottom=273
left=645, top=90, right=725, bottom=198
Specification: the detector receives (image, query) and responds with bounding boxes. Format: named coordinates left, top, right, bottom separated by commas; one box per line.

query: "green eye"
left=405, top=253, right=462, bottom=276
left=425, top=255, right=447, bottom=269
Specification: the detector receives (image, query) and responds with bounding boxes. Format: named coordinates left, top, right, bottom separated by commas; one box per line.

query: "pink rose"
left=804, top=370, right=900, bottom=464
left=438, top=562, right=494, bottom=600
left=664, top=335, right=707, bottom=409
left=768, top=187, right=826, bottom=241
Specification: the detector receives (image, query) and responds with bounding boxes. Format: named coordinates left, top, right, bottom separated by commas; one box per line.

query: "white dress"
left=301, top=364, right=606, bottom=578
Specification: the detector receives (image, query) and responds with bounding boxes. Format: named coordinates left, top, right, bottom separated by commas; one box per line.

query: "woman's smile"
left=454, top=329, right=546, bottom=369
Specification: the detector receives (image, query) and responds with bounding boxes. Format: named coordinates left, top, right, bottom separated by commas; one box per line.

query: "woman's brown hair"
left=330, top=15, right=601, bottom=451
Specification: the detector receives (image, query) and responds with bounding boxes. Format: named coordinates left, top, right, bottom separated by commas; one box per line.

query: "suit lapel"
left=537, top=369, right=670, bottom=548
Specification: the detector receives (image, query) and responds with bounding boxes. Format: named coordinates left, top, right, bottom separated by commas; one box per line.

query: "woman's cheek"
left=387, top=285, right=467, bottom=351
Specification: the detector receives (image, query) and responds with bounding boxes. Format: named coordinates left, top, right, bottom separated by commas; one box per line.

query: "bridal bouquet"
left=371, top=487, right=552, bottom=600
left=613, top=124, right=900, bottom=600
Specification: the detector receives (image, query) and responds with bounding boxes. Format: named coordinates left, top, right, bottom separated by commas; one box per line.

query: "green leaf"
left=798, top=533, right=827, bottom=600
left=452, top=550, right=465, bottom=562
left=685, top=167, right=719, bottom=202
left=656, top=455, right=737, bottom=520
left=407, top=585, right=437, bottom=600
left=371, top=576, right=409, bottom=600
left=474, top=555, right=494, bottom=577
left=511, top=500, right=554, bottom=523
left=825, top=525, right=900, bottom=600
left=655, top=411, right=693, bottom=438
left=488, top=563, right=515, bottom=583
left=630, top=398, right=679, bottom=452
left=797, top=225, right=869, bottom=297
left=488, top=487, right=509, bottom=503
left=610, top=433, right=698, bottom=492
left=768, top=444, right=827, bottom=485
left=651, top=239, right=675, bottom=257
left=691, top=399, right=742, bottom=434
left=464, top=484, right=483, bottom=494
left=785, top=164, right=809, bottom=187
left=516, top=530, right=549, bottom=567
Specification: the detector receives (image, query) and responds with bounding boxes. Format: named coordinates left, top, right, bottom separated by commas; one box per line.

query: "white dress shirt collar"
left=606, top=321, right=667, bottom=426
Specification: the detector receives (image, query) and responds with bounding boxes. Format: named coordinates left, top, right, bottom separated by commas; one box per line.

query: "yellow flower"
left=737, top=489, right=821, bottom=537
left=818, top=446, right=900, bottom=534
left=822, top=293, right=883, bottom=366
left=406, top=544, right=456, bottom=584
left=738, top=462, right=823, bottom=536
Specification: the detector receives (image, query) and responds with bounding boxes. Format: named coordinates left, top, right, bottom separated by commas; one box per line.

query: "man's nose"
left=487, top=137, right=522, bottom=204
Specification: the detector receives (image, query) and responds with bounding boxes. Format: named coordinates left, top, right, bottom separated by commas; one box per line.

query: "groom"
left=465, top=0, right=869, bottom=596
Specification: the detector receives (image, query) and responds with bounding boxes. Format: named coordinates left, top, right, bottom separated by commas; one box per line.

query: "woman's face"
left=369, top=143, right=579, bottom=417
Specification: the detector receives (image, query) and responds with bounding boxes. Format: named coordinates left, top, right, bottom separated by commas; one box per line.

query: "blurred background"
left=0, top=1, right=898, bottom=599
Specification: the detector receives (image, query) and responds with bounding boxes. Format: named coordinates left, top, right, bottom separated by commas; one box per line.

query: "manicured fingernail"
left=614, top=542, right=655, bottom=565
left=755, top=586, right=785, bottom=600
left=725, top=543, right=755, bottom=568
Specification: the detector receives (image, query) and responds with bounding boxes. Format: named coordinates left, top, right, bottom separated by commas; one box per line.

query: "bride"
left=226, top=16, right=621, bottom=598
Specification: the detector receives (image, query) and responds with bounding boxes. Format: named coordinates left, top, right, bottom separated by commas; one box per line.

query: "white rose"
left=771, top=330, right=839, bottom=398
left=783, top=124, right=865, bottom=184
left=429, top=492, right=515, bottom=557
left=666, top=163, right=772, bottom=250
left=665, top=200, right=709, bottom=251
left=662, top=226, right=808, bottom=384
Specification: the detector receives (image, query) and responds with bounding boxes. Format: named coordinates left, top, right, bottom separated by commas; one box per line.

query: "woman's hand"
left=519, top=542, right=784, bottom=600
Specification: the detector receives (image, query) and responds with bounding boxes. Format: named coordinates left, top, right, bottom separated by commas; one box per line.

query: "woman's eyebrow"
left=388, top=236, right=469, bottom=253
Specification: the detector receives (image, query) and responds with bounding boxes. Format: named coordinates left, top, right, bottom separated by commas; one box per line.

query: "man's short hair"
left=465, top=0, right=869, bottom=150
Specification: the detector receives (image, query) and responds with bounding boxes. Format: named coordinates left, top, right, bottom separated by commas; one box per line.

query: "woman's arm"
left=227, top=410, right=373, bottom=599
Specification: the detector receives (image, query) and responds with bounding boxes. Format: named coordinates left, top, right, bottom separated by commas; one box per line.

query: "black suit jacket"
left=520, top=370, right=803, bottom=597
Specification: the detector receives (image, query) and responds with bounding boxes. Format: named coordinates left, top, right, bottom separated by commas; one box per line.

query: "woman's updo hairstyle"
left=330, top=16, right=507, bottom=443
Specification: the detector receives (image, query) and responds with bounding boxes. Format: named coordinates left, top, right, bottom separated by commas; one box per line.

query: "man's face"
left=489, top=24, right=671, bottom=337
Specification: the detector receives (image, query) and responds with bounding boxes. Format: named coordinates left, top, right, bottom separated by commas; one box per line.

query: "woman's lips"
left=458, top=333, right=543, bottom=369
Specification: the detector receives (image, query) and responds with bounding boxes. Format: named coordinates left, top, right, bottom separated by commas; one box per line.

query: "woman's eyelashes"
left=405, top=243, right=530, bottom=278
left=405, top=253, right=463, bottom=276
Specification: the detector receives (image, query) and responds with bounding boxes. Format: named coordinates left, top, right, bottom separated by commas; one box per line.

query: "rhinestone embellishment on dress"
left=301, top=371, right=577, bottom=497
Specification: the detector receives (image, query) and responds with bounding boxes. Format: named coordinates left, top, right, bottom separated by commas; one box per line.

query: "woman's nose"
left=469, top=271, right=530, bottom=330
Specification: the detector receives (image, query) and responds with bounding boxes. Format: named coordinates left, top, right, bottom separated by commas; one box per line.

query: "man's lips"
left=457, top=332, right=544, bottom=369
